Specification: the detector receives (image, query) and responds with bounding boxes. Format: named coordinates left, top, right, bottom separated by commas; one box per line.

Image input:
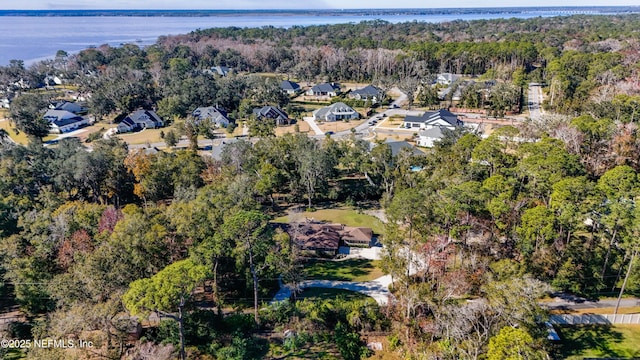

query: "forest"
left=1, top=12, right=640, bottom=360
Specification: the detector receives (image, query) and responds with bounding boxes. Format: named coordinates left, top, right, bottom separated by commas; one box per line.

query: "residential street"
left=528, top=82, right=544, bottom=121
left=543, top=293, right=640, bottom=310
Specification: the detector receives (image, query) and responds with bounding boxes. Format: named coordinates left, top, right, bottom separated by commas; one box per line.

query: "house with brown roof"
left=341, top=227, right=373, bottom=247
left=279, top=221, right=373, bottom=256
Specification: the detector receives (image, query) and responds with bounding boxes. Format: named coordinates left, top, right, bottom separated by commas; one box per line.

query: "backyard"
left=0, top=118, right=29, bottom=145
left=303, top=258, right=384, bottom=282
left=274, top=207, right=385, bottom=235
left=316, top=117, right=368, bottom=133
left=557, top=324, right=640, bottom=359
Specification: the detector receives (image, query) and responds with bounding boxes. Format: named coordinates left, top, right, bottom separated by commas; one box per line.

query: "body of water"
left=0, top=7, right=636, bottom=66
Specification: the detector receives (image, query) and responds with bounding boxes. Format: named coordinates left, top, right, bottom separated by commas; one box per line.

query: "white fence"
left=550, top=313, right=640, bottom=325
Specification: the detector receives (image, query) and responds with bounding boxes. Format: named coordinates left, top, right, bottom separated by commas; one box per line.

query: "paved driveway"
left=303, top=117, right=325, bottom=135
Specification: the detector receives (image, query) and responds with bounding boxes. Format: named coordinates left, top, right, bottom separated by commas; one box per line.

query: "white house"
left=50, top=100, right=86, bottom=114
left=43, top=109, right=89, bottom=133
left=280, top=80, right=301, bottom=95
left=313, top=102, right=360, bottom=122
left=416, top=127, right=447, bottom=148
left=192, top=106, right=232, bottom=128
left=436, top=73, right=460, bottom=86
left=253, top=106, right=290, bottom=125
left=404, top=109, right=463, bottom=129
left=404, top=109, right=465, bottom=148
left=306, top=83, right=340, bottom=97
left=117, top=110, right=164, bottom=133
left=349, top=85, right=384, bottom=103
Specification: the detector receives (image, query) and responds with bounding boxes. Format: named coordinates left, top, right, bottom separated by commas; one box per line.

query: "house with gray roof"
left=384, top=139, right=425, bottom=157
left=436, top=73, right=461, bottom=86
left=416, top=127, right=447, bottom=148
left=368, top=139, right=425, bottom=157
left=306, top=82, right=340, bottom=97
left=312, top=102, right=360, bottom=122
left=117, top=117, right=137, bottom=133
left=192, top=106, right=232, bottom=128
left=349, top=85, right=384, bottom=102
left=50, top=100, right=86, bottom=114
left=43, top=109, right=89, bottom=133
left=253, top=106, right=290, bottom=125
left=404, top=109, right=463, bottom=129
left=210, top=66, right=232, bottom=77
left=280, top=80, right=301, bottom=95
left=117, top=109, right=164, bottom=133
left=405, top=109, right=465, bottom=148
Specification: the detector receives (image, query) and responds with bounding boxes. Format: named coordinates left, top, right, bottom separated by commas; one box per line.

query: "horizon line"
left=2, top=6, right=640, bottom=11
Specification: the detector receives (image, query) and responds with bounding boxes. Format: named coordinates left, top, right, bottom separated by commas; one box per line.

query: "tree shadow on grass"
left=303, top=258, right=374, bottom=281
left=557, top=325, right=628, bottom=359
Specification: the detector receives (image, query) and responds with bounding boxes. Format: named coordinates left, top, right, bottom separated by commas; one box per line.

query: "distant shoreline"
left=2, top=6, right=640, bottom=66
left=1, top=6, right=639, bottom=17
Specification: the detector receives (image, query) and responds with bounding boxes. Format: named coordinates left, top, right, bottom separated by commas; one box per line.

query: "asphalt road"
left=528, top=82, right=543, bottom=121
left=543, top=293, right=640, bottom=310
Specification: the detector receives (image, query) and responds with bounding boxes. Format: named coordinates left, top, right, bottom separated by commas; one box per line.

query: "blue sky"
left=3, top=0, right=640, bottom=9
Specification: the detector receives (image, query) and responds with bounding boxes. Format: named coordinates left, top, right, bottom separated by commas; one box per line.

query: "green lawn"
left=297, top=288, right=373, bottom=302
left=303, top=258, right=384, bottom=282
left=274, top=208, right=385, bottom=235
left=267, top=339, right=341, bottom=359
left=0, top=119, right=30, bottom=145
left=557, top=324, right=640, bottom=359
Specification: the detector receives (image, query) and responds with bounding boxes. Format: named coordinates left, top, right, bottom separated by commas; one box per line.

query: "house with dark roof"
left=253, top=105, right=290, bottom=125
left=117, top=117, right=137, bottom=133
left=313, top=102, right=359, bottom=122
left=192, top=106, right=232, bottom=128
left=403, top=109, right=463, bottom=130
left=43, top=109, right=89, bottom=133
left=404, top=109, right=465, bottom=148
left=280, top=80, right=301, bottom=95
left=306, top=82, right=340, bottom=97
left=117, top=109, right=164, bottom=133
left=349, top=85, right=384, bottom=102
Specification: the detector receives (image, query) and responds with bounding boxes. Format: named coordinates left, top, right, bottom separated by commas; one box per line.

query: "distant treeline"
left=0, top=6, right=638, bottom=17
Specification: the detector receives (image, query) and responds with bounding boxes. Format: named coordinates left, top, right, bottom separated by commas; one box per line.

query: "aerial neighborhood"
left=1, top=11, right=640, bottom=360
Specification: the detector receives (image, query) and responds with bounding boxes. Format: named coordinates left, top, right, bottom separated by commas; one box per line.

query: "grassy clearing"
left=381, top=117, right=405, bottom=127
left=557, top=324, right=640, bottom=359
left=303, top=258, right=384, bottom=282
left=267, top=340, right=341, bottom=359
left=374, top=133, right=416, bottom=144
left=316, top=118, right=366, bottom=133
left=274, top=208, right=385, bottom=235
left=115, top=125, right=180, bottom=145
left=275, top=121, right=311, bottom=136
left=297, top=287, right=373, bottom=302
left=0, top=119, right=30, bottom=145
